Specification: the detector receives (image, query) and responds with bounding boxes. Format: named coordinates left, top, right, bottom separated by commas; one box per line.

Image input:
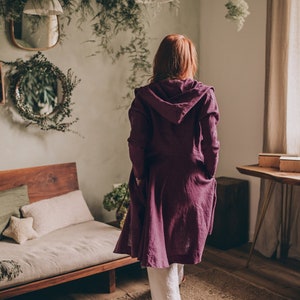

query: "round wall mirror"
left=10, top=14, right=60, bottom=51
left=15, top=71, right=62, bottom=116
left=3, top=52, right=80, bottom=132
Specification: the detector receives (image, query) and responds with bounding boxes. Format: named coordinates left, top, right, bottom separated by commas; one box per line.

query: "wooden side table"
left=236, top=164, right=300, bottom=266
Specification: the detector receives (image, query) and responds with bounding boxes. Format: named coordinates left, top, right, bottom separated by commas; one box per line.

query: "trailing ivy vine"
left=0, top=0, right=179, bottom=101
left=79, top=0, right=152, bottom=100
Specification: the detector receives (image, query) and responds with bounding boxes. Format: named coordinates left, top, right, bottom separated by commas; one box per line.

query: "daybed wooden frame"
left=0, top=162, right=137, bottom=299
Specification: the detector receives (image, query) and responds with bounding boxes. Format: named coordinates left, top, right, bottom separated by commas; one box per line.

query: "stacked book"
left=258, top=153, right=300, bottom=172
left=279, top=156, right=300, bottom=172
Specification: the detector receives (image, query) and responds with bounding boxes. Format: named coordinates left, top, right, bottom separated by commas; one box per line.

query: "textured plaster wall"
left=199, top=0, right=267, bottom=239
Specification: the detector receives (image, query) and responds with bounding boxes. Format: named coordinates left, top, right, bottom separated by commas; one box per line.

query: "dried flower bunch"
left=225, top=0, right=250, bottom=31
left=0, top=260, right=22, bottom=282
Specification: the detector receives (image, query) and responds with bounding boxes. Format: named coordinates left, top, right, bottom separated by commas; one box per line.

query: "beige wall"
left=0, top=0, right=266, bottom=239
left=199, top=0, right=267, bottom=238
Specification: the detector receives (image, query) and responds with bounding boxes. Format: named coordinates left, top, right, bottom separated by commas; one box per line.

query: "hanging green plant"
left=1, top=52, right=80, bottom=132
left=0, top=0, right=179, bottom=102
left=0, top=0, right=25, bottom=23
left=61, top=0, right=152, bottom=101
left=225, top=0, right=250, bottom=31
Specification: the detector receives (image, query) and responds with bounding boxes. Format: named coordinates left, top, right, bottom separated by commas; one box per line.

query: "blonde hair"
left=151, top=34, right=198, bottom=82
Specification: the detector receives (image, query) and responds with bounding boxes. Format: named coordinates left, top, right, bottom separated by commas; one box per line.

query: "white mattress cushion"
left=0, top=221, right=128, bottom=290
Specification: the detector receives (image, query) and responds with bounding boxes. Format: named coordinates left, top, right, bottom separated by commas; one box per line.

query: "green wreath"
left=2, top=52, right=80, bottom=132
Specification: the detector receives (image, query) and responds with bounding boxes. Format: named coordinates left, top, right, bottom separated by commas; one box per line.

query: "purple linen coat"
left=114, top=79, right=220, bottom=268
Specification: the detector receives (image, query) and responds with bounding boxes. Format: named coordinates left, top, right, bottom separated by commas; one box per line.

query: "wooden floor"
left=201, top=243, right=300, bottom=300
left=9, top=243, right=300, bottom=299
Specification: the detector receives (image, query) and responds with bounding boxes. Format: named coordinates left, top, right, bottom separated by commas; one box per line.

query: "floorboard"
left=202, top=243, right=300, bottom=300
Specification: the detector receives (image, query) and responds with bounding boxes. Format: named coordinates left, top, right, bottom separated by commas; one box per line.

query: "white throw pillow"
left=21, top=190, right=94, bottom=236
left=3, top=216, right=38, bottom=244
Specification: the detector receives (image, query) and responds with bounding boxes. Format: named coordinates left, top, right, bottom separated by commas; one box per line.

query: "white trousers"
left=147, top=263, right=184, bottom=300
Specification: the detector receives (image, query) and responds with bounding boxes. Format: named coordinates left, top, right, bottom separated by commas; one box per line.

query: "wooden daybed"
left=0, top=162, right=137, bottom=299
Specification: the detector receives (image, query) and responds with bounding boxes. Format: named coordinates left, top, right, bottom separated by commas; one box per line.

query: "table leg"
left=280, top=184, right=293, bottom=259
left=246, top=180, right=275, bottom=267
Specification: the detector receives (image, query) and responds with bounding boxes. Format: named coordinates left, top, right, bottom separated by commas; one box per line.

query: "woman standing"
left=114, top=34, right=220, bottom=300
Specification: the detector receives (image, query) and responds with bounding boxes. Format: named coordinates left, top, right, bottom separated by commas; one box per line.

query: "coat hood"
left=134, top=79, right=213, bottom=124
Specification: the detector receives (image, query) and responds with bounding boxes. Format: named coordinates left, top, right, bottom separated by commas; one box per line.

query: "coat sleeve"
left=127, top=97, right=151, bottom=179
left=200, top=89, right=220, bottom=178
